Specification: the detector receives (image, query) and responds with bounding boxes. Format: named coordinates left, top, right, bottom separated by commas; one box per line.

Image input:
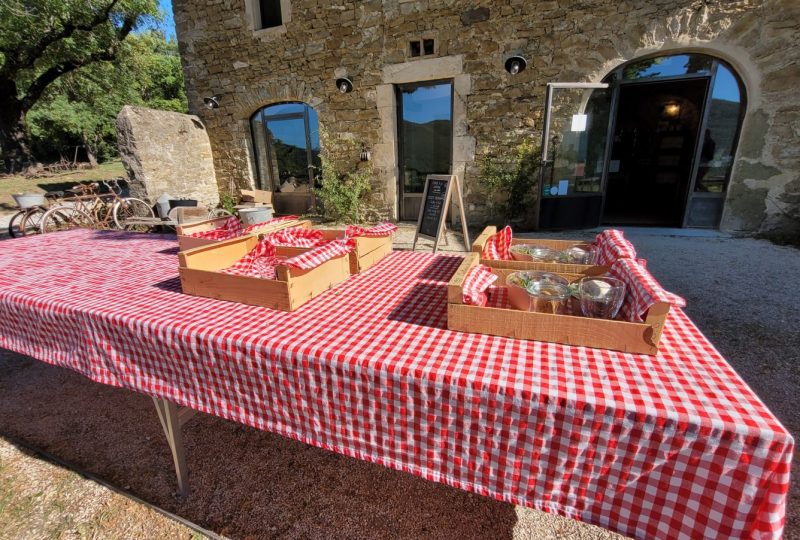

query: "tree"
left=0, top=0, right=158, bottom=171
left=26, top=31, right=187, bottom=164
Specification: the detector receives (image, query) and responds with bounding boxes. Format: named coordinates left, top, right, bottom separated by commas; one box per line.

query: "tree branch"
left=19, top=13, right=137, bottom=111
left=0, top=0, right=121, bottom=79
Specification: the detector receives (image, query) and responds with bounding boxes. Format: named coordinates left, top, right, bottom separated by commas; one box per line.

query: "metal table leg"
left=152, top=397, right=196, bottom=498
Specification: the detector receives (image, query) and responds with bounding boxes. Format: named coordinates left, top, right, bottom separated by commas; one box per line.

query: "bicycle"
left=39, top=180, right=154, bottom=234
left=8, top=191, right=63, bottom=238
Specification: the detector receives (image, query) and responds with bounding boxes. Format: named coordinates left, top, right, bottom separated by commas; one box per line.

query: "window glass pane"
left=250, top=112, right=270, bottom=190
left=400, top=83, right=452, bottom=193
left=307, top=107, right=321, bottom=185
left=623, top=54, right=713, bottom=79
left=259, top=0, right=282, bottom=29
left=263, top=102, right=305, bottom=117
left=695, top=65, right=742, bottom=192
left=266, top=117, right=310, bottom=185
left=542, top=87, right=611, bottom=197
left=251, top=102, right=320, bottom=190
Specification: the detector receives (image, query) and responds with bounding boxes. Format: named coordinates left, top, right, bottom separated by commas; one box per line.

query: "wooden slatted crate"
left=318, top=229, right=393, bottom=274
left=471, top=225, right=608, bottom=276
left=447, top=253, right=670, bottom=354
left=176, top=218, right=309, bottom=251
left=178, top=235, right=350, bottom=311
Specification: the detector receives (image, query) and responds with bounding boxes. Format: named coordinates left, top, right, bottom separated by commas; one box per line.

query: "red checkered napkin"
left=462, top=264, right=498, bottom=306
left=283, top=239, right=355, bottom=270
left=187, top=216, right=244, bottom=240
left=481, top=225, right=513, bottom=260
left=243, top=215, right=299, bottom=234
left=221, top=239, right=281, bottom=278
left=593, top=229, right=637, bottom=266
left=345, top=222, right=398, bottom=238
left=609, top=257, right=686, bottom=322
left=265, top=227, right=326, bottom=248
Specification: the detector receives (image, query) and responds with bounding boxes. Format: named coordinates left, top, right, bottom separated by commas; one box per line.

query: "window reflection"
left=399, top=82, right=452, bottom=194
left=695, top=65, right=743, bottom=192
left=623, top=54, right=713, bottom=79
left=250, top=102, right=320, bottom=192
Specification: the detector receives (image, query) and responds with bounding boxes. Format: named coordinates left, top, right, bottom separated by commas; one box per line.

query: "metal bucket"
left=12, top=193, right=46, bottom=209
left=238, top=206, right=273, bottom=226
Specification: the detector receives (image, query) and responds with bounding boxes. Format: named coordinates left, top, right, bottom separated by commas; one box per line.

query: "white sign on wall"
left=571, top=114, right=587, bottom=132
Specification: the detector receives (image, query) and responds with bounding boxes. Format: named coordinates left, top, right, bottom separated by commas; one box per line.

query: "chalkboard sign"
left=418, top=176, right=452, bottom=239
left=413, top=175, right=470, bottom=254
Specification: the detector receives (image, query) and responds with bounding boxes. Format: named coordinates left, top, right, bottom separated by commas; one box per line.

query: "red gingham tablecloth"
left=0, top=230, right=792, bottom=539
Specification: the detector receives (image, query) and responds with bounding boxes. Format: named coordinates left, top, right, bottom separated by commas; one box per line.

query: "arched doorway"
left=537, top=53, right=745, bottom=229
left=250, top=101, right=320, bottom=214
left=603, top=53, right=745, bottom=227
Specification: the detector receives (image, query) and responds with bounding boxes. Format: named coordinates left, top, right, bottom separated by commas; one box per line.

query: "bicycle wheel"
left=18, top=207, right=47, bottom=236
left=208, top=207, right=233, bottom=219
left=40, top=206, right=95, bottom=234
left=112, top=197, right=154, bottom=230
left=7, top=211, right=26, bottom=238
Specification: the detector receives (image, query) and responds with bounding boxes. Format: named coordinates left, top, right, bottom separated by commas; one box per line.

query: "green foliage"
left=315, top=126, right=373, bottom=223
left=0, top=0, right=167, bottom=163
left=219, top=191, right=238, bottom=215
left=26, top=30, right=187, bottom=162
left=479, top=138, right=541, bottom=222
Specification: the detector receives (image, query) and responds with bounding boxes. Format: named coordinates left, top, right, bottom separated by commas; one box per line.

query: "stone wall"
left=116, top=105, right=219, bottom=207
left=172, top=0, right=799, bottom=235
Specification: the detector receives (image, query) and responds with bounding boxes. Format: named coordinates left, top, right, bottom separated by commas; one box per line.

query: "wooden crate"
left=176, top=218, right=310, bottom=251
left=178, top=235, right=350, bottom=311
left=471, top=226, right=608, bottom=276
left=318, top=229, right=393, bottom=274
left=447, top=253, right=670, bottom=355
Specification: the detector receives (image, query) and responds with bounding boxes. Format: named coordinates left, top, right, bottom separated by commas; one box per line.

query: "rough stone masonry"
left=170, top=0, right=799, bottom=236
left=116, top=105, right=219, bottom=208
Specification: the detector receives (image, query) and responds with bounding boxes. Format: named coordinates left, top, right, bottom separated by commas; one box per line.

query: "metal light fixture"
left=504, top=55, right=527, bottom=75
left=360, top=144, right=371, bottom=162
left=663, top=102, right=681, bottom=118
left=336, top=77, right=353, bottom=94
left=203, top=95, right=221, bottom=109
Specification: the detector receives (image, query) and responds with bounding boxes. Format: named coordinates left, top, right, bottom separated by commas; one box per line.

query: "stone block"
left=116, top=105, right=219, bottom=207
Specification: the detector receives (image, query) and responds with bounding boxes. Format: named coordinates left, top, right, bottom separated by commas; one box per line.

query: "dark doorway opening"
left=603, top=78, right=709, bottom=226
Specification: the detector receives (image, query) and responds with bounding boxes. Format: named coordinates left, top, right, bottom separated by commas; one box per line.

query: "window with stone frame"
left=250, top=0, right=292, bottom=33
left=250, top=102, right=320, bottom=192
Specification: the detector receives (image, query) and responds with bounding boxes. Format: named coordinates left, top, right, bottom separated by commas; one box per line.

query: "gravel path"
left=0, top=225, right=797, bottom=539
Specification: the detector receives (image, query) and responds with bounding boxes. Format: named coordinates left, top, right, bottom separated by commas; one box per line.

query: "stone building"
left=172, top=0, right=799, bottom=234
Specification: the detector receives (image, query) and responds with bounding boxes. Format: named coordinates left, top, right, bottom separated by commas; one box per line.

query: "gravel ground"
left=0, top=223, right=797, bottom=539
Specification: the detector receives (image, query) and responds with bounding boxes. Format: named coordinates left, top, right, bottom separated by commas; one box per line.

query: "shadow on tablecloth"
left=388, top=282, right=448, bottom=330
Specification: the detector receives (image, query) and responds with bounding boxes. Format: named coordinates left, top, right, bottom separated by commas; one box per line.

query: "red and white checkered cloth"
left=243, top=215, right=299, bottom=234
left=345, top=222, right=398, bottom=238
left=461, top=264, right=498, bottom=306
left=0, top=230, right=792, bottom=540
left=594, top=229, right=638, bottom=266
left=186, top=215, right=299, bottom=241
left=186, top=216, right=244, bottom=241
left=481, top=225, right=513, bottom=260
left=221, top=238, right=282, bottom=279
left=283, top=239, right=354, bottom=270
left=265, top=226, right=326, bottom=248
left=609, top=258, right=687, bottom=322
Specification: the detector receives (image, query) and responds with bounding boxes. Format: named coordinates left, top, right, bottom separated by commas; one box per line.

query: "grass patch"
left=0, top=161, right=126, bottom=213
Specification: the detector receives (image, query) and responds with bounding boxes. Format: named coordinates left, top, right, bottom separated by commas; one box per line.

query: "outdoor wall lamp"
left=336, top=77, right=353, bottom=94
left=663, top=102, right=681, bottom=118
left=504, top=55, right=527, bottom=75
left=203, top=95, right=221, bottom=109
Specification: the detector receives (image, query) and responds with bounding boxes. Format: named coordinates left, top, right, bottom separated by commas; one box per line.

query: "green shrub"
left=479, top=138, right=540, bottom=223
left=315, top=126, right=373, bottom=223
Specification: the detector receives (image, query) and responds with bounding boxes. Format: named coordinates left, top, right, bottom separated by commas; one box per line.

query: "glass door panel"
left=538, top=83, right=611, bottom=229
left=397, top=81, right=453, bottom=221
